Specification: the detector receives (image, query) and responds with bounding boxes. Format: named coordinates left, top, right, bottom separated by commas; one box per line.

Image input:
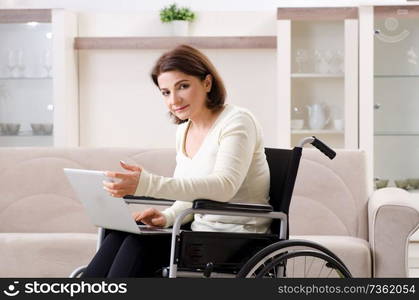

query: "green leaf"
left=159, top=3, right=195, bottom=22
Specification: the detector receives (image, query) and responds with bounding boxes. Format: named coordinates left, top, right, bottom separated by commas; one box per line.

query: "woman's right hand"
left=132, top=208, right=167, bottom=228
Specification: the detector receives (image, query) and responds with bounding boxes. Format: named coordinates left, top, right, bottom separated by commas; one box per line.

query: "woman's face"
left=157, top=70, right=211, bottom=121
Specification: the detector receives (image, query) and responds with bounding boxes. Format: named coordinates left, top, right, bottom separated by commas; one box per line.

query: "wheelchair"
left=70, top=136, right=352, bottom=278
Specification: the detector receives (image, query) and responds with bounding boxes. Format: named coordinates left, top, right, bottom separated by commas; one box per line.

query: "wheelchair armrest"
left=123, top=195, right=175, bottom=206
left=192, top=199, right=273, bottom=213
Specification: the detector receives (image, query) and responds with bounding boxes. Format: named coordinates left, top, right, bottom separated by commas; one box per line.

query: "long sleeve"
left=134, top=112, right=257, bottom=203
left=161, top=201, right=193, bottom=228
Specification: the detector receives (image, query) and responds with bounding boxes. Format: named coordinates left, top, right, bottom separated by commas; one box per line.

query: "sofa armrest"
left=368, top=187, right=419, bottom=277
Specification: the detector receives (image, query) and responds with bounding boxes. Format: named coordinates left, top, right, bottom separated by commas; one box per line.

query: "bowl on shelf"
left=31, top=123, right=53, bottom=135
left=291, top=119, right=304, bottom=130
left=1, top=123, right=21, bottom=135
left=0, top=123, right=5, bottom=135
left=41, top=123, right=53, bottom=135
left=374, top=179, right=389, bottom=189
left=394, top=179, right=409, bottom=190
left=30, top=123, right=43, bottom=135
left=407, top=178, right=419, bottom=190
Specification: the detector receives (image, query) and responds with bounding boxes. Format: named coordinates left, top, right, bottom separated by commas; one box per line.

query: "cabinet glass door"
left=0, top=11, right=53, bottom=146
left=278, top=7, right=358, bottom=149
left=374, top=6, right=419, bottom=191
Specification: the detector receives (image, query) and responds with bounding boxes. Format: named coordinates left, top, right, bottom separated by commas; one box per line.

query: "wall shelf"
left=0, top=9, right=51, bottom=23
left=74, top=36, right=277, bottom=50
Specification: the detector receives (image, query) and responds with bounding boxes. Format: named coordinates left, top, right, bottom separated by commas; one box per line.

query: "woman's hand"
left=103, top=161, right=141, bottom=198
left=132, top=208, right=167, bottom=228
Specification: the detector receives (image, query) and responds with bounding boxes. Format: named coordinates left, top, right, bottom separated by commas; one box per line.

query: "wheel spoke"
left=326, top=265, right=334, bottom=278
left=317, top=260, right=326, bottom=277
left=307, top=256, right=315, bottom=276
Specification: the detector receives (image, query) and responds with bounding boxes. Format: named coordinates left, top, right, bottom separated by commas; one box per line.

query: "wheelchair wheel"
left=236, top=239, right=352, bottom=278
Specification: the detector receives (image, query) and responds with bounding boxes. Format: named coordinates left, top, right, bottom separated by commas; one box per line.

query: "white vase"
left=172, top=20, right=189, bottom=36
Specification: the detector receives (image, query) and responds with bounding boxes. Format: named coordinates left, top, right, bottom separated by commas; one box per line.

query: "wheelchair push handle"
left=311, top=136, right=336, bottom=160
left=297, top=136, right=336, bottom=160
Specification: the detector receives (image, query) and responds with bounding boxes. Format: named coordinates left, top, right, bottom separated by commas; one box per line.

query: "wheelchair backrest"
left=264, top=147, right=302, bottom=235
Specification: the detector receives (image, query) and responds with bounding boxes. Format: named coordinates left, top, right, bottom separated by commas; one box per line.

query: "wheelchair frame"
left=70, top=136, right=352, bottom=278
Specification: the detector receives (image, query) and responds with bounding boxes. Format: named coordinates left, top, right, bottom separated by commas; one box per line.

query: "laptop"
left=63, top=168, right=172, bottom=235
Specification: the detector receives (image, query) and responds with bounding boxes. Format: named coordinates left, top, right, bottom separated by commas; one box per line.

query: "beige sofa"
left=0, top=147, right=418, bottom=277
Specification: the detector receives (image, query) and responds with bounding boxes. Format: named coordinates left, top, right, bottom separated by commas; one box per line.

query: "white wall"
left=1, top=0, right=416, bottom=12
left=78, top=12, right=278, bottom=148
left=79, top=49, right=277, bottom=148
left=78, top=11, right=276, bottom=36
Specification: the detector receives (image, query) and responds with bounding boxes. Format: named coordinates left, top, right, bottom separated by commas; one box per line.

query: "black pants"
left=82, top=230, right=172, bottom=278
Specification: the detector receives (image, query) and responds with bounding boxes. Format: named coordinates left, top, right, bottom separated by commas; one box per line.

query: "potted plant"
left=160, top=3, right=195, bottom=36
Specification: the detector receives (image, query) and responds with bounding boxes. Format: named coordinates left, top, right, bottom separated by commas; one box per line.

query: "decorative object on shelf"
left=311, top=49, right=344, bottom=74
left=306, top=103, right=330, bottom=130
left=408, top=178, right=419, bottom=190
left=0, top=123, right=20, bottom=135
left=30, top=123, right=42, bottom=135
left=42, top=123, right=53, bottom=135
left=333, top=119, right=344, bottom=131
left=16, top=50, right=26, bottom=78
left=323, top=50, right=335, bottom=73
left=374, top=178, right=389, bottom=189
left=313, top=49, right=324, bottom=73
left=330, top=105, right=344, bottom=131
left=42, top=50, right=52, bottom=78
left=291, top=106, right=305, bottom=130
left=6, top=50, right=26, bottom=78
left=6, top=50, right=16, bottom=77
left=291, top=119, right=304, bottom=130
left=394, top=179, right=409, bottom=190
left=30, top=123, right=53, bottom=135
left=160, top=3, right=195, bottom=36
left=295, top=49, right=309, bottom=73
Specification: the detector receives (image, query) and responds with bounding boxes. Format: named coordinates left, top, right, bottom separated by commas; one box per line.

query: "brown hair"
left=151, top=44, right=226, bottom=124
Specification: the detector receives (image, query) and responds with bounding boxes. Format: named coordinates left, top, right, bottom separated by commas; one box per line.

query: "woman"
left=82, top=45, right=270, bottom=278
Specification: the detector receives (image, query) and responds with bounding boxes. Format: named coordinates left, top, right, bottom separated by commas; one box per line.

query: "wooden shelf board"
left=74, top=36, right=277, bottom=50
left=0, top=9, right=51, bottom=23
left=277, top=7, right=358, bottom=20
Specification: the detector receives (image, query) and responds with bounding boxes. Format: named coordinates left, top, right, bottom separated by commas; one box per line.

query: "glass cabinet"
left=373, top=5, right=419, bottom=191
left=0, top=9, right=78, bottom=147
left=0, top=11, right=53, bottom=146
left=277, top=7, right=359, bottom=149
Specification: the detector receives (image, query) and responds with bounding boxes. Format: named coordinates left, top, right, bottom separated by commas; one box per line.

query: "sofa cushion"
left=290, top=149, right=369, bottom=240
left=0, top=148, right=176, bottom=233
left=292, top=235, right=372, bottom=277
left=0, top=233, right=97, bottom=277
